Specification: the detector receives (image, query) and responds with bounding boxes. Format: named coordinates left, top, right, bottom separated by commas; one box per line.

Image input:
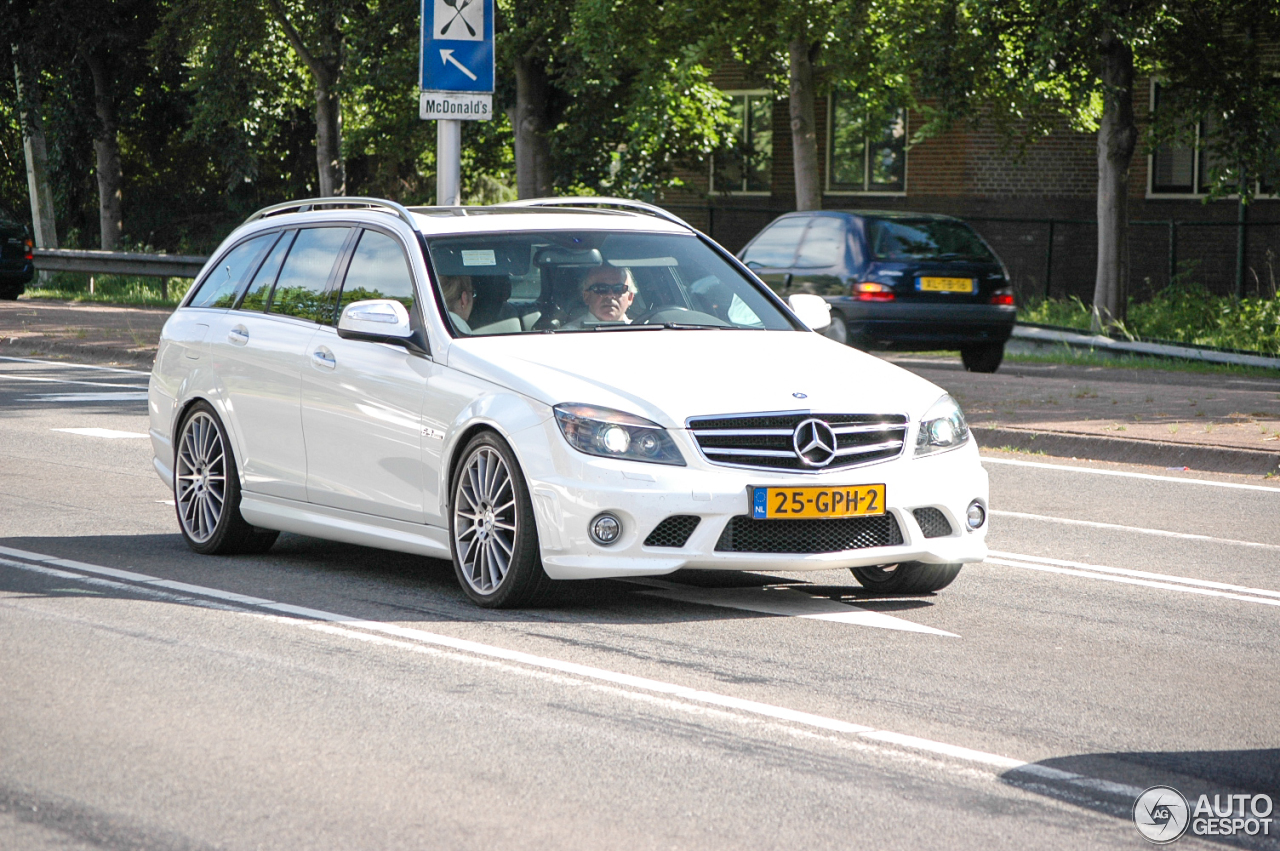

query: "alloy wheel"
left=176, top=411, right=227, bottom=543
left=453, top=446, right=519, bottom=595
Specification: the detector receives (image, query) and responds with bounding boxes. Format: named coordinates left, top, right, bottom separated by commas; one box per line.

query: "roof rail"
left=242, top=196, right=419, bottom=230
left=494, top=197, right=694, bottom=231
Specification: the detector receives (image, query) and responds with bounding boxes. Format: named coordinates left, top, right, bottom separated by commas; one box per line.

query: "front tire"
left=851, top=562, right=962, bottom=594
left=450, top=431, right=552, bottom=608
left=174, top=401, right=278, bottom=555
left=961, top=342, right=1004, bottom=373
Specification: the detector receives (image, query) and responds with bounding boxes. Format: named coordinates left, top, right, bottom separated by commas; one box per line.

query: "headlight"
left=553, top=404, right=686, bottom=466
left=914, top=394, right=970, bottom=457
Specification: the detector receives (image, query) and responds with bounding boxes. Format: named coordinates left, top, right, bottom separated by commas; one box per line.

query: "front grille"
left=688, top=412, right=908, bottom=473
left=913, top=507, right=953, bottom=538
left=644, top=515, right=701, bottom=548
left=714, top=514, right=904, bottom=554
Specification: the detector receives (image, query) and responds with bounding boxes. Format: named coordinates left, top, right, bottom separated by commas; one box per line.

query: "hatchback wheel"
left=450, top=432, right=552, bottom=608
left=851, top=562, right=962, bottom=594
left=961, top=342, right=1004, bottom=373
left=174, top=402, right=278, bottom=555
left=0, top=286, right=22, bottom=301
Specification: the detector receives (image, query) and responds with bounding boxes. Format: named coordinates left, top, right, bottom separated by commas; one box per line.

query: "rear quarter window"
left=741, top=218, right=807, bottom=268
left=187, top=234, right=276, bottom=308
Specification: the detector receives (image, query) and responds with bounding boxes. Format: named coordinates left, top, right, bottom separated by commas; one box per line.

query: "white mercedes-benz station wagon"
left=149, top=197, right=988, bottom=607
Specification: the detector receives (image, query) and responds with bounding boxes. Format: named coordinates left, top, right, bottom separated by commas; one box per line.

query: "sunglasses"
left=586, top=283, right=629, bottom=296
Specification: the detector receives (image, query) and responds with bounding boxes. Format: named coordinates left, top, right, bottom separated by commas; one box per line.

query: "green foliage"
left=24, top=272, right=194, bottom=306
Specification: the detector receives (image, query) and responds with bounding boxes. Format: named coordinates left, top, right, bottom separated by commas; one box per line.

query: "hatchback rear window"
left=867, top=219, right=994, bottom=262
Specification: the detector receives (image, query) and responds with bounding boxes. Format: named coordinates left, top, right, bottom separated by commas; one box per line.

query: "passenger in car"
left=562, top=265, right=636, bottom=328
left=440, top=274, right=474, bottom=334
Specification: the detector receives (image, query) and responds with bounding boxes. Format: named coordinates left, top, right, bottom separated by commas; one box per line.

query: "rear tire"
left=823, top=313, right=849, bottom=345
left=450, top=431, right=553, bottom=608
left=0, top=286, right=22, bottom=301
left=174, top=401, right=278, bottom=555
left=851, top=562, right=962, bottom=594
left=961, top=342, right=1004, bottom=373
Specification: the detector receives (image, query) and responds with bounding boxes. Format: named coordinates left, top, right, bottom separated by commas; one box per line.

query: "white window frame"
left=1147, top=79, right=1277, bottom=200
left=825, top=94, right=908, bottom=196
left=710, top=90, right=774, bottom=196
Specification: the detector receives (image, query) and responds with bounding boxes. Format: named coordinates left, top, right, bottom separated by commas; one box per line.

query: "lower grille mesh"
left=714, top=514, right=904, bottom=554
left=913, top=508, right=953, bottom=538
left=644, top=515, right=701, bottom=548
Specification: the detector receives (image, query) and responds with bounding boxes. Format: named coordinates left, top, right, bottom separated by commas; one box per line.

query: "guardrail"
left=33, top=248, right=208, bottom=279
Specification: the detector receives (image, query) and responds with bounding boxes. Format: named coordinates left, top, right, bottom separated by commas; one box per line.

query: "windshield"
left=424, top=231, right=796, bottom=336
left=867, top=218, right=995, bottom=262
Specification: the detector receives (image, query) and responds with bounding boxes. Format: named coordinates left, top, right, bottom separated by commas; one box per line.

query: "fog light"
left=966, top=501, right=986, bottom=530
left=589, top=512, right=622, bottom=546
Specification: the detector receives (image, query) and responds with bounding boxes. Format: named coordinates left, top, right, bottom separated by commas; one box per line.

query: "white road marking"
left=988, top=551, right=1280, bottom=606
left=627, top=578, right=958, bottom=636
left=983, top=456, right=1280, bottom=494
left=0, top=355, right=151, bottom=376
left=991, top=509, right=1280, bottom=552
left=32, top=393, right=150, bottom=403
left=0, top=374, right=147, bottom=389
left=0, top=548, right=1144, bottom=801
left=51, top=427, right=150, bottom=439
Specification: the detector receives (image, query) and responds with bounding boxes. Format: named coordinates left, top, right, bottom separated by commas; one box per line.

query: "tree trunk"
left=788, top=38, right=821, bottom=212
left=314, top=68, right=344, bottom=196
left=1092, top=29, right=1137, bottom=332
left=12, top=43, right=58, bottom=251
left=265, top=0, right=344, bottom=197
left=82, top=47, right=123, bottom=251
left=513, top=52, right=552, bottom=198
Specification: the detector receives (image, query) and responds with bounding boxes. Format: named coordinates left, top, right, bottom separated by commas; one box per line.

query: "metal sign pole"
left=437, top=119, right=461, bottom=206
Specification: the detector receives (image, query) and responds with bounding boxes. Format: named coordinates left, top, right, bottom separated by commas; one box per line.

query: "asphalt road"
left=2, top=354, right=1278, bottom=850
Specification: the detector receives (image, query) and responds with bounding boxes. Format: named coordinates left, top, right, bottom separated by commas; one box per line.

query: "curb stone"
left=974, top=426, right=1280, bottom=476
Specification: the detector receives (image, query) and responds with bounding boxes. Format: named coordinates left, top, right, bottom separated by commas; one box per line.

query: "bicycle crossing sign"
left=420, top=0, right=494, bottom=120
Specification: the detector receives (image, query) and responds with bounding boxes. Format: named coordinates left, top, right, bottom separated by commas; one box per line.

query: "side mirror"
left=337, top=299, right=427, bottom=353
left=787, top=293, right=832, bottom=332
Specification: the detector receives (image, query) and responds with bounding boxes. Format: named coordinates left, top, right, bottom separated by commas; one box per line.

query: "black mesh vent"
left=913, top=508, right=953, bottom=539
left=714, top=514, right=904, bottom=554
left=644, top=515, right=701, bottom=548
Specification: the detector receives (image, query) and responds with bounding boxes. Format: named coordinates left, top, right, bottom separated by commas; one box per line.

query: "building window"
left=1149, top=82, right=1276, bottom=197
left=712, top=92, right=773, bottom=193
left=828, top=92, right=906, bottom=193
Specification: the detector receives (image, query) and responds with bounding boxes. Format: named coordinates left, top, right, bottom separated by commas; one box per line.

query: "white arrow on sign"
left=439, top=49, right=477, bottom=82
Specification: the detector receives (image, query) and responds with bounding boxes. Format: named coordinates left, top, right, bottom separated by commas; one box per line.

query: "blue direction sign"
left=420, top=0, right=494, bottom=93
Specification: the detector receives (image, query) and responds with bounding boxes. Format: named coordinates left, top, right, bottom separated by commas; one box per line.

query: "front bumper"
left=509, top=418, right=989, bottom=581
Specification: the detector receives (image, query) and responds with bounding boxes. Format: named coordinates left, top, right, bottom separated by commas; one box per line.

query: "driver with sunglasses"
left=562, top=264, right=636, bottom=328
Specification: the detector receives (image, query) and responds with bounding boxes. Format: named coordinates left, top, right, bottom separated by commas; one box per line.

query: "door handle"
left=227, top=325, right=249, bottom=346
left=311, top=347, right=336, bottom=370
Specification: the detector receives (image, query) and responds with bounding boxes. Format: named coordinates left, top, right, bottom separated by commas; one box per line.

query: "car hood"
left=446, top=330, right=949, bottom=428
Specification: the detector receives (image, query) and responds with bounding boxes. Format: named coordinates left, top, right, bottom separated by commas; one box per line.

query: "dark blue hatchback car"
left=738, top=211, right=1016, bottom=372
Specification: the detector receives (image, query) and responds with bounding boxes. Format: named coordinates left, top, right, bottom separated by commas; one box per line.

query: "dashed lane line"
left=0, top=374, right=148, bottom=389
left=0, top=355, right=151, bottom=376
left=51, top=427, right=150, bottom=439
left=991, top=509, right=1280, bottom=552
left=983, top=456, right=1280, bottom=494
left=0, top=546, right=1142, bottom=802
left=988, top=551, right=1280, bottom=606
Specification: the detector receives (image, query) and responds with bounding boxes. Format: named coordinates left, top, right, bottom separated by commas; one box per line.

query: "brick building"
left=662, top=65, right=1280, bottom=302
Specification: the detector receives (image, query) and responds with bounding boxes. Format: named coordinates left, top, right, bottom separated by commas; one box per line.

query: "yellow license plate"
left=919, top=276, right=974, bottom=293
left=751, top=485, right=886, bottom=519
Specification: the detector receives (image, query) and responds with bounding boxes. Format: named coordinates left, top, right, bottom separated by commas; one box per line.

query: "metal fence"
left=662, top=204, right=1280, bottom=303
left=32, top=248, right=206, bottom=299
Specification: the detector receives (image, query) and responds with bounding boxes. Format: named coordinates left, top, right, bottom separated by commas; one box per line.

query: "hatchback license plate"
left=751, top=485, right=886, bottom=519
left=919, top=276, right=974, bottom=293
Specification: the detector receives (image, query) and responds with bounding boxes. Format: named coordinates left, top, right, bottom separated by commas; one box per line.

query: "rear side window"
left=188, top=234, right=274, bottom=308
left=337, top=230, right=416, bottom=317
left=740, top=218, right=807, bottom=268
left=269, top=227, right=351, bottom=322
left=239, top=231, right=294, bottom=312
left=793, top=217, right=847, bottom=268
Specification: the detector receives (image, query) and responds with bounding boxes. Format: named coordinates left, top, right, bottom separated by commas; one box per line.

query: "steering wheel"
left=633, top=306, right=730, bottom=327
